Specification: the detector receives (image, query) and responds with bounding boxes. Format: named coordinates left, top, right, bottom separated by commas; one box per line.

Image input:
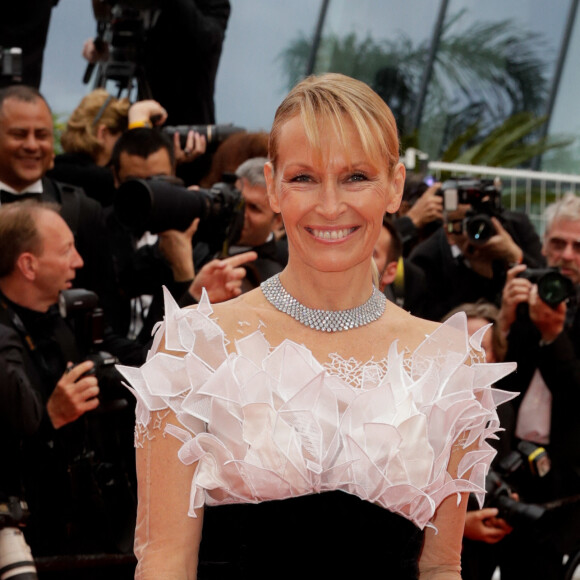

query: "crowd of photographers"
left=375, top=178, right=580, bottom=579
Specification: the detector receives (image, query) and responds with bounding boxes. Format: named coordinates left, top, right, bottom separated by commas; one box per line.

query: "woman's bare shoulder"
left=382, top=302, right=442, bottom=352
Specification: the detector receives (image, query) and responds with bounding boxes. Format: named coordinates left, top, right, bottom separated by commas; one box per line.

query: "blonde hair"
left=60, top=89, right=130, bottom=160
left=269, top=73, right=400, bottom=174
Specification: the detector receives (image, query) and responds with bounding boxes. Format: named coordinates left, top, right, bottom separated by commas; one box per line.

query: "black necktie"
left=0, top=190, right=41, bottom=204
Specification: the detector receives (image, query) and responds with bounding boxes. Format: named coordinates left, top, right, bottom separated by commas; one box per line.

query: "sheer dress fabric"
left=118, top=288, right=516, bottom=529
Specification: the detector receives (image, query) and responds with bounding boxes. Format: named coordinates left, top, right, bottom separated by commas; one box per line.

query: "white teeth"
left=311, top=228, right=353, bottom=240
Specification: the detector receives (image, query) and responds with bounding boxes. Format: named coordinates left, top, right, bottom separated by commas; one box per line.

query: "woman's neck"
left=278, top=259, right=376, bottom=311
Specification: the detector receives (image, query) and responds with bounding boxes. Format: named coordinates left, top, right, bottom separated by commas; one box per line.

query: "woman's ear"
left=264, top=161, right=280, bottom=213
left=386, top=162, right=406, bottom=214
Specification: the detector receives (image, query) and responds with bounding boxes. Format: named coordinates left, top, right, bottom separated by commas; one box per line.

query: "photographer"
left=83, top=0, right=230, bottom=127
left=47, top=91, right=206, bottom=207
left=0, top=200, right=135, bottom=558
left=409, top=178, right=544, bottom=321
left=108, top=126, right=256, bottom=340
left=494, top=192, right=580, bottom=578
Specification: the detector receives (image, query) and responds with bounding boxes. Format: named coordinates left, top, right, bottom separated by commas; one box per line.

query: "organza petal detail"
left=121, top=296, right=516, bottom=529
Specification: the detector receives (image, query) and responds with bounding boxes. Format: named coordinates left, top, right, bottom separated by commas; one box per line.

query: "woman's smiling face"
left=265, top=114, right=404, bottom=275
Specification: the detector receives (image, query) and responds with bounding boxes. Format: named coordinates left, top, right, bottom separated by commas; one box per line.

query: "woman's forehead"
left=277, top=113, right=384, bottom=167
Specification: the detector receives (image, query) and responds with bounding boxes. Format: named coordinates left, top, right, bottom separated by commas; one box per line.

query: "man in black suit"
left=492, top=192, right=580, bottom=579
left=0, top=85, right=118, bottom=326
left=0, top=201, right=135, bottom=557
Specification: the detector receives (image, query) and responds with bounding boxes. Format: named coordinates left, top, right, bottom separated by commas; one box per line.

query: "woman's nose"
left=317, top=181, right=344, bottom=220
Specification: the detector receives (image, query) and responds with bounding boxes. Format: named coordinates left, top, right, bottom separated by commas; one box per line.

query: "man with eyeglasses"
left=493, top=192, right=580, bottom=580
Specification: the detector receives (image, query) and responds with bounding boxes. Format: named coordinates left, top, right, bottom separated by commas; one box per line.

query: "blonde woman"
left=119, top=73, right=515, bottom=579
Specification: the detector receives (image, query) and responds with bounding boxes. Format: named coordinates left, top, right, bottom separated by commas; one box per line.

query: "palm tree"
left=277, top=9, right=556, bottom=162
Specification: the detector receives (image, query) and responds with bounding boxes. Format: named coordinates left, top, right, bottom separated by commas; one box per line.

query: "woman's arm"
left=418, top=437, right=472, bottom=580
left=418, top=492, right=467, bottom=579
left=134, top=410, right=203, bottom=580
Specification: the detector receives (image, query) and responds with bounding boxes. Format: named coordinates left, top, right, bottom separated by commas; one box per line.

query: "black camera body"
left=485, top=441, right=550, bottom=529
left=486, top=441, right=580, bottom=552
left=58, top=289, right=119, bottom=388
left=516, top=267, right=576, bottom=308
left=439, top=177, right=503, bottom=244
left=114, top=176, right=245, bottom=258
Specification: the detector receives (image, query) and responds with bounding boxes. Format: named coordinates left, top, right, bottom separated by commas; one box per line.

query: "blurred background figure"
left=82, top=0, right=231, bottom=184
left=373, top=214, right=427, bottom=316
left=48, top=88, right=130, bottom=206
left=199, top=130, right=270, bottom=187
left=48, top=90, right=207, bottom=206
left=394, top=174, right=443, bottom=257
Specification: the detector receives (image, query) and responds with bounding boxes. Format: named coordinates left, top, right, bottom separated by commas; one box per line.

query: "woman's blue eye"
left=291, top=174, right=310, bottom=182
left=349, top=173, right=367, bottom=182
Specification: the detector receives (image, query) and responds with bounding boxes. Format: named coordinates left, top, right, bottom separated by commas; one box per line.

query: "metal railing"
left=427, top=161, right=580, bottom=236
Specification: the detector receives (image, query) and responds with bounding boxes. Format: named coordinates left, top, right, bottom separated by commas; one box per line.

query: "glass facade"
left=42, top=0, right=580, bottom=175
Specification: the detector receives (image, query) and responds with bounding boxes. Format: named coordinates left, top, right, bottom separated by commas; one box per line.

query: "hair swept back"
left=268, top=73, right=400, bottom=174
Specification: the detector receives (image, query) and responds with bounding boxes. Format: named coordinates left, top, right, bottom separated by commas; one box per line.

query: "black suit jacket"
left=237, top=238, right=286, bottom=293
left=0, top=295, right=137, bottom=555
left=0, top=297, right=83, bottom=554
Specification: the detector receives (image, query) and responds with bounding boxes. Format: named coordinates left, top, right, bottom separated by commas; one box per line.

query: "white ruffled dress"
left=117, top=288, right=517, bottom=531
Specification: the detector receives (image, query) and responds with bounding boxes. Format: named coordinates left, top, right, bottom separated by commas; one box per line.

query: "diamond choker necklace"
left=261, top=273, right=387, bottom=332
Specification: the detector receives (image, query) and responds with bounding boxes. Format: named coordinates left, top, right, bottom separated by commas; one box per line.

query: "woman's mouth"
left=307, top=227, right=357, bottom=240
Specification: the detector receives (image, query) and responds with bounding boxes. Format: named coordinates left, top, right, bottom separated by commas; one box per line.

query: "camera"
left=0, top=47, right=22, bottom=84
left=516, top=267, right=575, bottom=308
left=0, top=496, right=37, bottom=580
left=486, top=441, right=580, bottom=551
left=114, top=176, right=245, bottom=257
left=163, top=124, right=246, bottom=147
left=58, top=289, right=119, bottom=387
left=439, top=177, right=503, bottom=244
left=485, top=441, right=550, bottom=529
